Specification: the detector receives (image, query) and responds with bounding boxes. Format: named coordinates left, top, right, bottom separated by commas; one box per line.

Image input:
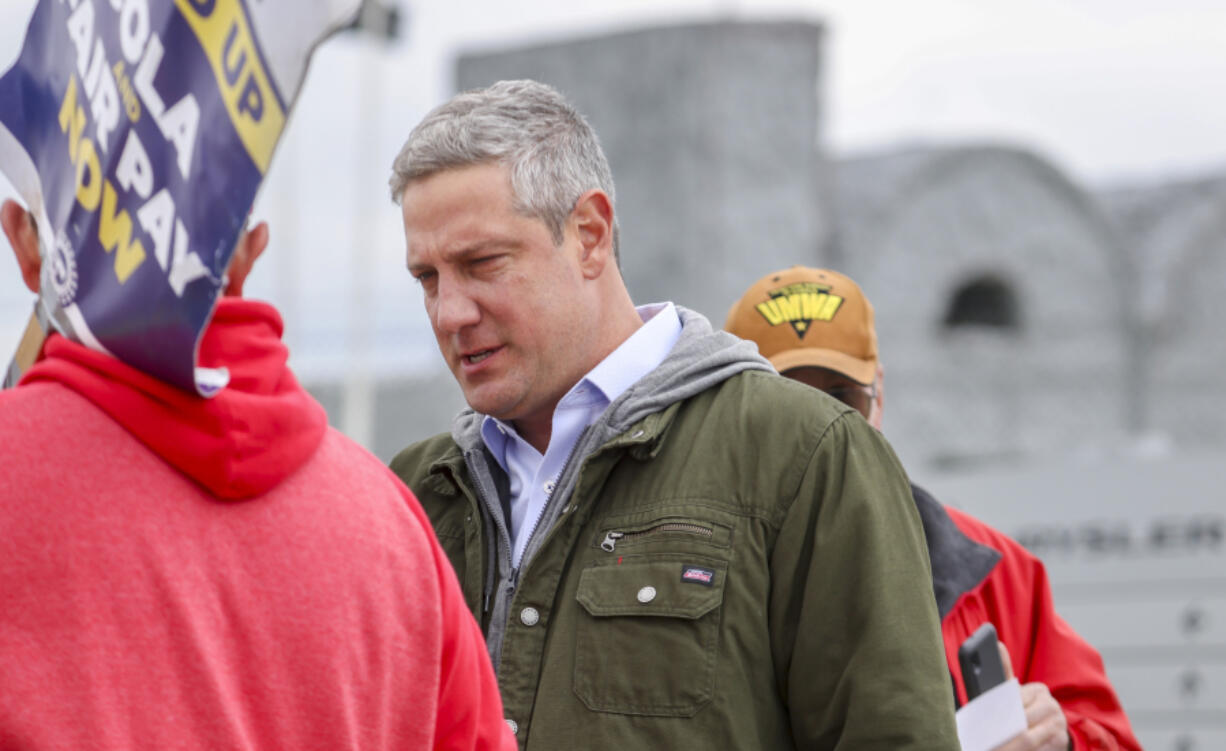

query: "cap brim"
left=768, top=347, right=877, bottom=386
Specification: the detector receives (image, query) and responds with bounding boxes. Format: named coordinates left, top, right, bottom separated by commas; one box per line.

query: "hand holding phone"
left=959, top=622, right=1008, bottom=701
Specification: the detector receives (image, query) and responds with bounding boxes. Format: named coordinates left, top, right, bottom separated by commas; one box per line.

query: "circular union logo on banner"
left=49, top=230, right=78, bottom=307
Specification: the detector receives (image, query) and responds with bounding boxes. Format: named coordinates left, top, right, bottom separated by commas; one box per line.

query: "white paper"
left=955, top=678, right=1028, bottom=751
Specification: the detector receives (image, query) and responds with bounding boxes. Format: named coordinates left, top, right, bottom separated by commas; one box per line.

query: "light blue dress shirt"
left=480, top=302, right=683, bottom=567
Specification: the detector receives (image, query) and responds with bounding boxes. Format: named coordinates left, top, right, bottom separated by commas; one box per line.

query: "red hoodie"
left=0, top=298, right=515, bottom=751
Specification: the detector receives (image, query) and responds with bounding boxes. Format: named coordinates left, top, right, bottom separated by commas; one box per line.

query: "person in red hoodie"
left=726, top=266, right=1142, bottom=751
left=0, top=200, right=516, bottom=751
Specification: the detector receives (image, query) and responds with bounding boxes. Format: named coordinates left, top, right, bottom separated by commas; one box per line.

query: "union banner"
left=0, top=0, right=359, bottom=394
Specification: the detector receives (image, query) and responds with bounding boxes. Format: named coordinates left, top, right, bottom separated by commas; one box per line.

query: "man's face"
left=401, top=163, right=593, bottom=428
left=783, top=366, right=879, bottom=426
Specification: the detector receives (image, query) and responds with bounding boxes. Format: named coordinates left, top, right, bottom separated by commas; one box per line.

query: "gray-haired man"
left=388, top=79, right=959, bottom=750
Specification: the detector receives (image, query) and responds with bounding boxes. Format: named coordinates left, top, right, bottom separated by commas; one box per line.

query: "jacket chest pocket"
left=573, top=555, right=727, bottom=717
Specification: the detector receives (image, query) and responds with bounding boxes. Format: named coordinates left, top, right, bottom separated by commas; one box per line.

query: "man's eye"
left=413, top=271, right=437, bottom=286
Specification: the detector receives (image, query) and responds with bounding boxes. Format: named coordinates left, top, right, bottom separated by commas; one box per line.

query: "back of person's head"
left=726, top=266, right=879, bottom=381
left=389, top=79, right=619, bottom=259
left=726, top=266, right=884, bottom=422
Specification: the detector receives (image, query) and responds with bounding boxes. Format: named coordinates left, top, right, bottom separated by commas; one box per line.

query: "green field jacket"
left=391, top=310, right=959, bottom=750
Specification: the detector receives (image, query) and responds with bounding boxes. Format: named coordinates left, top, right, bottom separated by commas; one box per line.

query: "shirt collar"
left=480, top=302, right=682, bottom=467
left=581, top=302, right=681, bottom=405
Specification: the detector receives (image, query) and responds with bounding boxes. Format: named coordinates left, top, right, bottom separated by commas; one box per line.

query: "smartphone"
left=959, top=622, right=1007, bottom=701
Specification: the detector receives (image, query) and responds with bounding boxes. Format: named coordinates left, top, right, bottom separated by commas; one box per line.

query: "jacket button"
left=506, top=718, right=518, bottom=735
left=637, top=586, right=657, bottom=603
left=520, top=607, right=540, bottom=626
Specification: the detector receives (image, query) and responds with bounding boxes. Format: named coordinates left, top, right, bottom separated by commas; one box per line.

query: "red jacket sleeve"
left=404, top=486, right=518, bottom=751
left=942, top=508, right=1142, bottom=751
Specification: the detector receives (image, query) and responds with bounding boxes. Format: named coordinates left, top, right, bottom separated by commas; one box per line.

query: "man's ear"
left=223, top=220, right=269, bottom=297
left=570, top=189, right=614, bottom=280
left=1, top=200, right=42, bottom=293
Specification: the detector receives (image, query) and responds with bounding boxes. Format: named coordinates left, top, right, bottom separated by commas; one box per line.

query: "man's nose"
left=432, top=277, right=482, bottom=334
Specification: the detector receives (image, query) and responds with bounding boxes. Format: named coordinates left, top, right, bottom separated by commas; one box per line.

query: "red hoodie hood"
left=21, top=299, right=327, bottom=499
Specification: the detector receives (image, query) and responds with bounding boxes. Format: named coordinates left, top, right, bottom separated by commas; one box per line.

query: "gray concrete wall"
left=835, top=146, right=1130, bottom=470
left=1098, top=175, right=1226, bottom=447
left=919, top=451, right=1226, bottom=751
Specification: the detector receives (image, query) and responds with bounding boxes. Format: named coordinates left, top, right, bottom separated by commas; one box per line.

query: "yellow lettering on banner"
left=60, top=75, right=102, bottom=211
left=99, top=181, right=147, bottom=283
left=74, top=138, right=103, bottom=212
left=59, top=76, right=86, bottom=164
left=113, top=59, right=142, bottom=122
left=174, top=0, right=284, bottom=174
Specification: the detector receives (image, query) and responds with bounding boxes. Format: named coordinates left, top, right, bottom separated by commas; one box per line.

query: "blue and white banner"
left=0, top=0, right=359, bottom=395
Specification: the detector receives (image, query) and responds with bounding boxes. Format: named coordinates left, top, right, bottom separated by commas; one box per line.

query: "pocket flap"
left=576, top=559, right=726, bottom=619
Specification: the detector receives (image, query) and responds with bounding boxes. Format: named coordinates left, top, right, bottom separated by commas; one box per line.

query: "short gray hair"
left=389, top=79, right=619, bottom=261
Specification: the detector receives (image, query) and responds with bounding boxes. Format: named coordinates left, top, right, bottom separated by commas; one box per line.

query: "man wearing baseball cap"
left=727, top=266, right=1141, bottom=751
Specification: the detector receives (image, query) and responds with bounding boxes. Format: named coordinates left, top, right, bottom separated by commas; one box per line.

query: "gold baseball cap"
left=725, top=266, right=879, bottom=385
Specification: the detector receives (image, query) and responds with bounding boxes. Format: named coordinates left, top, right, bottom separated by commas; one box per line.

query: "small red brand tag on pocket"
left=681, top=565, right=715, bottom=586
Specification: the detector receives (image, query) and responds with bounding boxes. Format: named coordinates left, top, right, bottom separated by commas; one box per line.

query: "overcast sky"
left=3, top=0, right=1226, bottom=378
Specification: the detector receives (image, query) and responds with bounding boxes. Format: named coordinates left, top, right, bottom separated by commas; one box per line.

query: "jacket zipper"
left=601, top=522, right=713, bottom=552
